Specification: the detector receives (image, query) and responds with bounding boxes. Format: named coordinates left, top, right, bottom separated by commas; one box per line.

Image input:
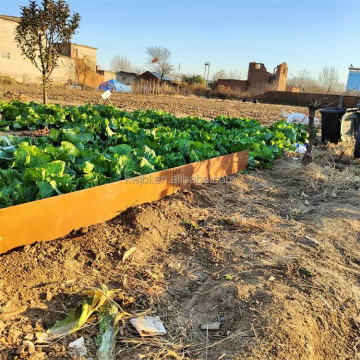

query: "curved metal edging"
left=0, top=150, right=248, bottom=254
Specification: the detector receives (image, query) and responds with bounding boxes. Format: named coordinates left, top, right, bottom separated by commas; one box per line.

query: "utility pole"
left=204, top=61, right=210, bottom=87
left=207, top=61, right=211, bottom=87
left=178, top=63, right=181, bottom=76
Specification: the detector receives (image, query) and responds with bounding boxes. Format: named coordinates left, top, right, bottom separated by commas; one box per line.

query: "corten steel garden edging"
left=0, top=150, right=248, bottom=254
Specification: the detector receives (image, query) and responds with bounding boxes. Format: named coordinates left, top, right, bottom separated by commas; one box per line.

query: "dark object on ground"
left=253, top=99, right=258, bottom=104
left=320, top=108, right=346, bottom=144
left=354, top=124, right=360, bottom=158
left=242, top=97, right=248, bottom=102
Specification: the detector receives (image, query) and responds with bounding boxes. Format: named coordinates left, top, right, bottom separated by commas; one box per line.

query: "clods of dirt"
left=0, top=144, right=359, bottom=359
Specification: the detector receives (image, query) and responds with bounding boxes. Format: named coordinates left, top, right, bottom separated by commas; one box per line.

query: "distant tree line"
left=288, top=67, right=345, bottom=94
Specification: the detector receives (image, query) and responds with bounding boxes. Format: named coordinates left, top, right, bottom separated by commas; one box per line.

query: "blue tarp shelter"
left=98, top=79, right=131, bottom=93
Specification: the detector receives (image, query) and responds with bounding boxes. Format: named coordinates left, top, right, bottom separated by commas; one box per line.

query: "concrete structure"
left=217, top=61, right=288, bottom=93
left=116, top=71, right=139, bottom=85
left=0, top=15, right=75, bottom=84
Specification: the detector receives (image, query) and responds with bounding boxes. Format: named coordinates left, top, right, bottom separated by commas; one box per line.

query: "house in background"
left=59, top=42, right=97, bottom=71
left=116, top=71, right=139, bottom=85
left=0, top=14, right=115, bottom=87
left=217, top=61, right=288, bottom=92
left=95, top=68, right=116, bottom=83
left=139, top=71, right=175, bottom=82
left=0, top=15, right=75, bottom=84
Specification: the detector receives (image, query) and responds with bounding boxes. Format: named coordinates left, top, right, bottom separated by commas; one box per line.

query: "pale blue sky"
left=1, top=0, right=359, bottom=83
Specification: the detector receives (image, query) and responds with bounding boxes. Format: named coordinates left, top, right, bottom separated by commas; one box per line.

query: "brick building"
left=217, top=61, right=288, bottom=93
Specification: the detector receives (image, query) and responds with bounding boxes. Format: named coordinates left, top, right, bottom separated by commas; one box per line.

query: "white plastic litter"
left=68, top=337, right=87, bottom=356
left=130, top=316, right=166, bottom=337
left=201, top=322, right=221, bottom=330
left=295, top=143, right=307, bottom=154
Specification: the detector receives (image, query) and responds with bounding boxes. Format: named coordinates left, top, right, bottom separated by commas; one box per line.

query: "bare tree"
left=289, top=68, right=345, bottom=94
left=288, top=69, right=316, bottom=92
left=145, top=46, right=174, bottom=79
left=318, top=66, right=339, bottom=88
left=133, top=66, right=145, bottom=75
left=75, top=55, right=93, bottom=86
left=212, top=69, right=228, bottom=81
left=318, top=66, right=344, bottom=94
left=15, top=0, right=80, bottom=104
left=110, top=55, right=133, bottom=72
left=228, top=69, right=242, bottom=79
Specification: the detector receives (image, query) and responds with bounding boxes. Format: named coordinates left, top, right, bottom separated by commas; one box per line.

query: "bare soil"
left=0, top=87, right=359, bottom=360
left=0, top=83, right=321, bottom=125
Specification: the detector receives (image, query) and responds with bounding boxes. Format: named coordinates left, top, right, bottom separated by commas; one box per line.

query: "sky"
left=1, top=0, right=359, bottom=84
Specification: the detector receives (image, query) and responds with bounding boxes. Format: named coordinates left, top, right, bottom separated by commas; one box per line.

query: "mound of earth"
left=0, top=142, right=359, bottom=359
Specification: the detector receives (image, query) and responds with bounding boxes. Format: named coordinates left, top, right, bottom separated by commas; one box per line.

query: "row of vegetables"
left=0, top=100, right=308, bottom=208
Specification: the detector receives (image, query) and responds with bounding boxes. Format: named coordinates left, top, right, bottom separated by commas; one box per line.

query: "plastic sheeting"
left=98, top=79, right=131, bottom=93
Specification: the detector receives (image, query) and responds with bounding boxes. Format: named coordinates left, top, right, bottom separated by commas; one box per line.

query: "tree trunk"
left=307, top=104, right=315, bottom=153
left=42, top=76, right=47, bottom=104
left=303, top=104, right=315, bottom=165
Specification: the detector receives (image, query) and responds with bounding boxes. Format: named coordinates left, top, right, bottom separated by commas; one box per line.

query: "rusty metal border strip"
left=0, top=150, right=248, bottom=254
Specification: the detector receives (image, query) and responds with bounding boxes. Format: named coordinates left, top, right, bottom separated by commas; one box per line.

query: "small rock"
left=79, top=227, right=88, bottom=235
left=8, top=329, right=22, bottom=342
left=226, top=330, right=231, bottom=336
left=298, top=236, right=320, bottom=248
left=16, top=340, right=35, bottom=355
left=97, top=252, right=106, bottom=261
left=24, top=333, right=34, bottom=340
left=69, top=337, right=87, bottom=356
left=46, top=292, right=53, bottom=302
left=268, top=276, right=275, bottom=282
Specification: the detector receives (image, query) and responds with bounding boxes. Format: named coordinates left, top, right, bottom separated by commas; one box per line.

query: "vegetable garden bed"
left=0, top=101, right=308, bottom=253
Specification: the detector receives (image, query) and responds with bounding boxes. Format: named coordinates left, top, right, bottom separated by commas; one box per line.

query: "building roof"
left=70, top=42, right=98, bottom=50
left=116, top=71, right=139, bottom=77
left=148, top=72, right=174, bottom=81
left=0, top=15, right=21, bottom=22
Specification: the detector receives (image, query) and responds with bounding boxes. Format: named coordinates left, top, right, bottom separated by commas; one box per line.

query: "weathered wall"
left=275, top=63, right=288, bottom=91
left=0, top=16, right=75, bottom=84
left=247, top=62, right=270, bottom=87
left=75, top=58, right=103, bottom=87
left=216, top=79, right=248, bottom=92
left=256, top=91, right=359, bottom=108
left=247, top=61, right=288, bottom=91
left=116, top=72, right=138, bottom=85
left=61, top=43, right=97, bottom=71
left=102, top=70, right=116, bottom=82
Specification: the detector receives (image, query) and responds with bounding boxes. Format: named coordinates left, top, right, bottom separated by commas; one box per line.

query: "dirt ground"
left=0, top=87, right=359, bottom=360
left=0, top=83, right=321, bottom=125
